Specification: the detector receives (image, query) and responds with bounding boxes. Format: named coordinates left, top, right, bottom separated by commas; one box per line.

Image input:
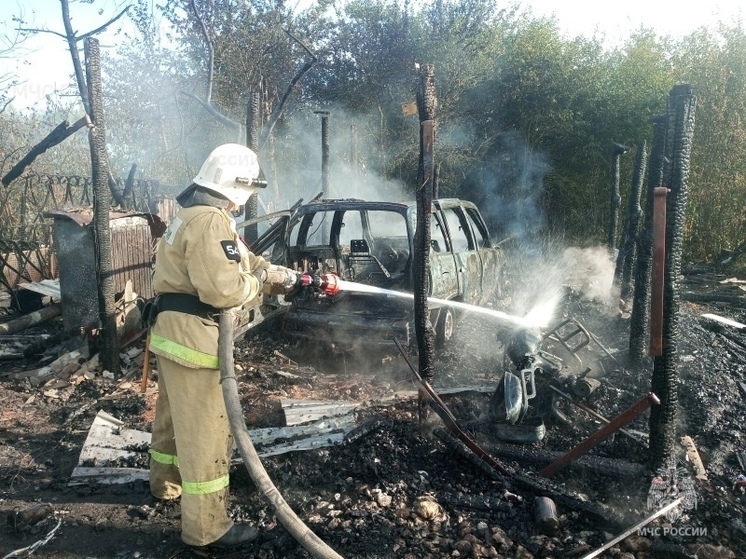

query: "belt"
left=151, top=293, right=221, bottom=322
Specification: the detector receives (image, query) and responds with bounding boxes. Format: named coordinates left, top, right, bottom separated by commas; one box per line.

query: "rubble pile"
left=1, top=268, right=746, bottom=558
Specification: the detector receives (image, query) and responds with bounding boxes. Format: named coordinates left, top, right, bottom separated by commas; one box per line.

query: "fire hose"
left=218, top=310, right=344, bottom=559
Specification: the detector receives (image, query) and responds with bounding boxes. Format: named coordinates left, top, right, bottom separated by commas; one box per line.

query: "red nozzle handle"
left=321, top=273, right=340, bottom=295
left=298, top=273, right=340, bottom=295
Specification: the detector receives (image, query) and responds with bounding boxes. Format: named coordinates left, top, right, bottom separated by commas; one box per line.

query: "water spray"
left=328, top=277, right=554, bottom=329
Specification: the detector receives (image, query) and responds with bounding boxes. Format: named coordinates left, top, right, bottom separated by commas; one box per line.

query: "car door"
left=428, top=209, right=460, bottom=299
left=440, top=203, right=483, bottom=304
left=463, top=205, right=502, bottom=303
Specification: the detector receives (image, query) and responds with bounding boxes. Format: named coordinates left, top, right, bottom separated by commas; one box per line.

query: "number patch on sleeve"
left=221, top=241, right=241, bottom=261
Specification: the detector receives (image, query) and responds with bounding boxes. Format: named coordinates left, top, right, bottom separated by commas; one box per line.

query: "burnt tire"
left=435, top=307, right=455, bottom=348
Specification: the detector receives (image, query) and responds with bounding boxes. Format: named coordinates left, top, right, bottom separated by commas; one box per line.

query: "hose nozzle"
left=298, top=273, right=340, bottom=295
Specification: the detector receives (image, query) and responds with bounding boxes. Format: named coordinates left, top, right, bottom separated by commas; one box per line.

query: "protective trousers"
left=149, top=355, right=234, bottom=546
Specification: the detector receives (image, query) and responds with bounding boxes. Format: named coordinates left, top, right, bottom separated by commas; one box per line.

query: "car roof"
left=294, top=198, right=477, bottom=214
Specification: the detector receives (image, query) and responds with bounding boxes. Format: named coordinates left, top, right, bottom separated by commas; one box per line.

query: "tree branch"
left=188, top=0, right=214, bottom=104
left=260, top=29, right=318, bottom=150
left=17, top=27, right=68, bottom=40
left=2, top=116, right=91, bottom=187
left=0, top=96, right=14, bottom=114
left=60, top=0, right=90, bottom=113
left=180, top=91, right=241, bottom=131
left=77, top=5, right=132, bottom=41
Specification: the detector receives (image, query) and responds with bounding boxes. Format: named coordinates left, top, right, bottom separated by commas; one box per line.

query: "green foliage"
left=5, top=0, right=746, bottom=264
left=670, top=25, right=746, bottom=262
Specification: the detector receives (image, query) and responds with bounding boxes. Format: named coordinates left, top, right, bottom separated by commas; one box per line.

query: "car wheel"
left=435, top=307, right=455, bottom=348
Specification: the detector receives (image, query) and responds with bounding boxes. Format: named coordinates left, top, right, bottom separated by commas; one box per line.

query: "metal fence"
left=0, top=172, right=170, bottom=294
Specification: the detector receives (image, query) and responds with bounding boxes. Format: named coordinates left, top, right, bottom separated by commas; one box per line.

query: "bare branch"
left=260, top=29, right=318, bottom=150
left=77, top=5, right=132, bottom=41
left=188, top=0, right=214, bottom=104
left=17, top=27, right=68, bottom=40
left=60, top=0, right=90, bottom=112
left=180, top=90, right=241, bottom=131
left=286, top=28, right=317, bottom=60
left=0, top=96, right=14, bottom=114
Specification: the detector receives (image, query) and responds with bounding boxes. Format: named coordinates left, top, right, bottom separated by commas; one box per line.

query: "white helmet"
left=192, top=143, right=265, bottom=206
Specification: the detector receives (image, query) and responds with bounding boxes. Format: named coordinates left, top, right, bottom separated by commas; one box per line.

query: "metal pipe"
left=549, top=385, right=647, bottom=446
left=540, top=392, right=660, bottom=478
left=534, top=497, right=559, bottom=535
left=580, top=498, right=682, bottom=559
left=314, top=110, right=330, bottom=194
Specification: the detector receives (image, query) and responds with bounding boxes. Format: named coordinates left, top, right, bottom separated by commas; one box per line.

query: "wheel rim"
left=442, top=309, right=454, bottom=340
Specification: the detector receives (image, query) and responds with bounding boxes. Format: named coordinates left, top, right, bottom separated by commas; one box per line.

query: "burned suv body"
left=257, top=198, right=504, bottom=348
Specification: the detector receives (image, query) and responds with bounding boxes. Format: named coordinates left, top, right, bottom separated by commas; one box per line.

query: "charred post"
left=607, top=143, right=629, bottom=251
left=414, top=63, right=437, bottom=422
left=121, top=163, right=137, bottom=208
left=315, top=110, right=331, bottom=194
left=628, top=116, right=667, bottom=369
left=243, top=91, right=261, bottom=246
left=649, top=84, right=696, bottom=470
left=85, top=38, right=118, bottom=375
left=2, top=117, right=90, bottom=187
left=614, top=140, right=647, bottom=299
left=649, top=187, right=668, bottom=356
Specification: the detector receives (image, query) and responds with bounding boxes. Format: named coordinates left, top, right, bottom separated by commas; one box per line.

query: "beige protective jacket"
left=149, top=205, right=264, bottom=369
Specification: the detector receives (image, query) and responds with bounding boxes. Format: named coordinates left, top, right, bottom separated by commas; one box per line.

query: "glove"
left=249, top=253, right=270, bottom=273
left=250, top=267, right=266, bottom=294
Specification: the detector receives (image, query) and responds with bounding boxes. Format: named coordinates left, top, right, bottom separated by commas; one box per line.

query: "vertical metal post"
left=315, top=110, right=330, bottom=195
left=244, top=91, right=261, bottom=246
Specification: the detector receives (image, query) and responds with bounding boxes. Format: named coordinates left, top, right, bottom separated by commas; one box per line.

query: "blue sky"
left=0, top=0, right=744, bottom=112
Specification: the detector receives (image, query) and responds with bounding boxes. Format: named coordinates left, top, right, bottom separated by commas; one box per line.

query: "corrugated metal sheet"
left=46, top=210, right=163, bottom=329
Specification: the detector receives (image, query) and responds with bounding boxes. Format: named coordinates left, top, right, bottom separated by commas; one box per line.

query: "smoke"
left=561, top=245, right=620, bottom=306
left=266, top=107, right=410, bottom=211
left=472, top=130, right=552, bottom=245
left=460, top=131, right=620, bottom=330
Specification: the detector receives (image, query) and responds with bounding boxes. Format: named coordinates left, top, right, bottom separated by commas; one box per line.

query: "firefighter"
left=146, top=143, right=300, bottom=549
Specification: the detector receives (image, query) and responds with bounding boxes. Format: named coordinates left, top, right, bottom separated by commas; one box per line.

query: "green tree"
left=671, top=25, right=746, bottom=262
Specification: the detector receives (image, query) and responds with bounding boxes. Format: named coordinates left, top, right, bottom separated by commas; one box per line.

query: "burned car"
left=251, top=198, right=505, bottom=350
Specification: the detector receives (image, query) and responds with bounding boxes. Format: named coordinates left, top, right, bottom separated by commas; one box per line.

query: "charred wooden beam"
left=121, top=163, right=137, bottom=204
left=614, top=140, right=647, bottom=299
left=482, top=439, right=645, bottom=478
left=85, top=37, right=119, bottom=376
left=2, top=117, right=90, bottom=187
left=0, top=304, right=62, bottom=335
left=607, top=143, right=629, bottom=250
left=649, top=84, right=696, bottom=471
left=414, top=63, right=437, bottom=422
left=314, top=110, right=331, bottom=194
left=243, top=91, right=262, bottom=246
left=650, top=187, right=669, bottom=356
left=629, top=115, right=668, bottom=369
